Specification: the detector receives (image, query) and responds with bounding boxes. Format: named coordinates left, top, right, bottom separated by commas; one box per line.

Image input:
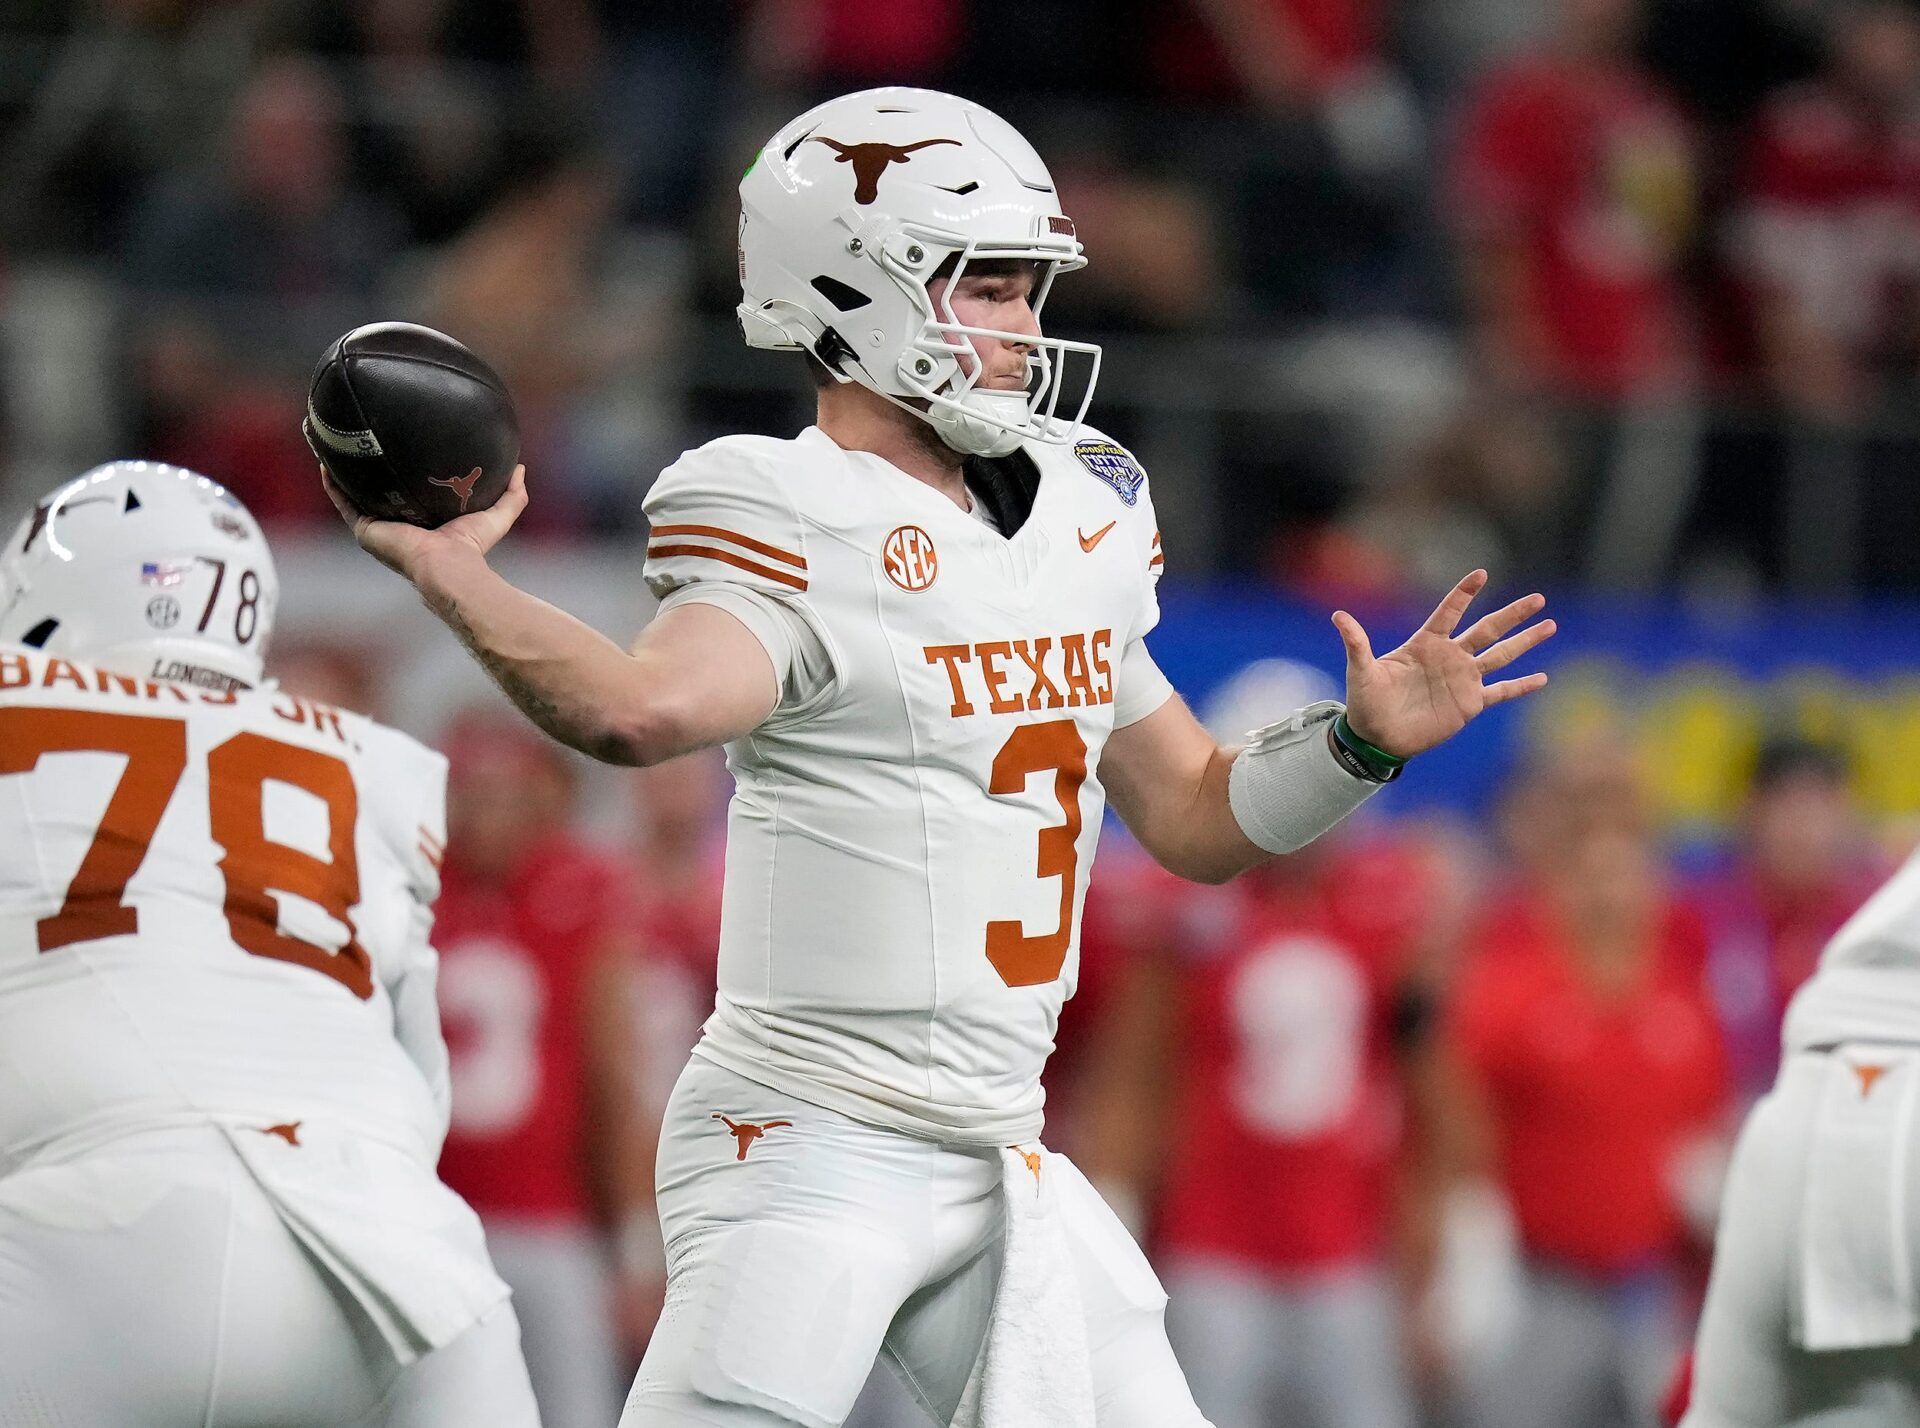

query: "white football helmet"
left=737, top=86, right=1101, bottom=458
left=0, top=461, right=278, bottom=690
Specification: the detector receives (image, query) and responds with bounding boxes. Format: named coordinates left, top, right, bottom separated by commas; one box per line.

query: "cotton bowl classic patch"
left=1073, top=439, right=1145, bottom=507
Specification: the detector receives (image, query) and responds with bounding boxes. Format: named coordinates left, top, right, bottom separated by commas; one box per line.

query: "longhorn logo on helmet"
left=808, top=137, right=960, bottom=204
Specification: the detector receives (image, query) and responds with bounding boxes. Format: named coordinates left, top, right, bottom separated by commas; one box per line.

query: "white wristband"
left=1227, top=700, right=1384, bottom=855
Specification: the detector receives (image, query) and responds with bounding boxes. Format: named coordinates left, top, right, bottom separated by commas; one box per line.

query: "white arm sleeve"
left=1113, top=636, right=1176, bottom=729
left=658, top=582, right=835, bottom=711
left=1226, top=701, right=1385, bottom=855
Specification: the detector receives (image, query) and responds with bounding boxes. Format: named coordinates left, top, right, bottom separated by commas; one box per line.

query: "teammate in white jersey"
left=329, top=88, right=1556, bottom=1427
left=0, top=462, right=538, bottom=1426
left=1683, top=846, right=1920, bottom=1427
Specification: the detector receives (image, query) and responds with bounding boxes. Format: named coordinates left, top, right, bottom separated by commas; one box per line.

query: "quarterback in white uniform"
left=331, top=88, right=1556, bottom=1427
left=1685, top=850, right=1920, bottom=1427
left=0, top=463, right=538, bottom=1426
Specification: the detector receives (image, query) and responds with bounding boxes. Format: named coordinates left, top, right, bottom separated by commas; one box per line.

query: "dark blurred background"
left=5, top=1, right=1920, bottom=1424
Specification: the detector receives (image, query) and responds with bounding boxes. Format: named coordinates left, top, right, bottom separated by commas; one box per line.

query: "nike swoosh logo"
left=1078, top=521, right=1117, bottom=553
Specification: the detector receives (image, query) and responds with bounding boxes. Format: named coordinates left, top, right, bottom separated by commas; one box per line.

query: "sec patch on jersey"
left=1073, top=439, right=1146, bottom=507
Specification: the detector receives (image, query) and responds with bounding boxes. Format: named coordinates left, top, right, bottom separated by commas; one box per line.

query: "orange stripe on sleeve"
left=648, top=543, right=809, bottom=591
left=648, top=523, right=806, bottom=570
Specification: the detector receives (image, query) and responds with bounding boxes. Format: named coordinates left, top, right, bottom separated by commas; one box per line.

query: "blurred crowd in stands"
left=6, top=0, right=1920, bottom=590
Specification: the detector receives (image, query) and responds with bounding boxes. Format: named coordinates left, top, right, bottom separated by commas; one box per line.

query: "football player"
left=434, top=708, right=651, bottom=1425
left=0, top=462, right=537, bottom=1425
left=1080, top=667, right=1443, bottom=1428
left=1683, top=842, right=1920, bottom=1426
left=329, top=88, right=1556, bottom=1427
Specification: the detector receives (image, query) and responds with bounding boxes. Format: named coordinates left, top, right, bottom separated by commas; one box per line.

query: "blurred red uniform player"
left=1451, top=0, right=1695, bottom=398
left=1729, top=2, right=1920, bottom=414
left=1079, top=834, right=1455, bottom=1428
left=1445, top=746, right=1729, bottom=1428
left=1687, top=738, right=1883, bottom=1102
left=1074, top=662, right=1457, bottom=1428
left=434, top=711, right=649, bottom=1428
left=614, top=750, right=725, bottom=1347
left=626, top=752, right=727, bottom=1127
left=1036, top=848, right=1142, bottom=1175
left=621, top=751, right=926, bottom=1428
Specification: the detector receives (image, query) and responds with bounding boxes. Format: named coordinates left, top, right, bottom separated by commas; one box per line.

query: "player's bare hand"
left=1333, top=570, right=1555, bottom=760
left=321, top=464, right=528, bottom=580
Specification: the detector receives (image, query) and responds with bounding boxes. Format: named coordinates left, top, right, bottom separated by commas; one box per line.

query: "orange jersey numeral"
left=984, top=718, right=1089, bottom=987
left=3, top=709, right=370, bottom=997
left=208, top=732, right=371, bottom=999
left=0, top=708, right=188, bottom=951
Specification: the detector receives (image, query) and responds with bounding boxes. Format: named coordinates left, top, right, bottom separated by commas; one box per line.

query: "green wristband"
left=1332, top=713, right=1408, bottom=780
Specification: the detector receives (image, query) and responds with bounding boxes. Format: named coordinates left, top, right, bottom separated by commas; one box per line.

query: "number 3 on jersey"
left=985, top=718, right=1088, bottom=988
left=0, top=708, right=372, bottom=997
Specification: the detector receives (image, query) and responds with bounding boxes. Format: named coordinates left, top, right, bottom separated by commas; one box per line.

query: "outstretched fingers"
left=1475, top=617, right=1557, bottom=674
left=1482, top=671, right=1550, bottom=706
left=1457, top=592, right=1547, bottom=654
left=1421, top=569, right=1489, bottom=638
left=1332, top=610, right=1376, bottom=668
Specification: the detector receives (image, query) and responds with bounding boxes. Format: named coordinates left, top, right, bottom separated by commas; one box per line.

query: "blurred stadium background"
left=6, top=0, right=1920, bottom=1424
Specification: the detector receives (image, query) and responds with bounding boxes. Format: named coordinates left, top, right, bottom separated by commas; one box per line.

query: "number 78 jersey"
left=0, top=646, right=451, bottom=1175
left=643, top=425, right=1169, bottom=1145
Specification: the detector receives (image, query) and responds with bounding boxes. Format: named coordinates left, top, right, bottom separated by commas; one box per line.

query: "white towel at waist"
left=951, top=1145, right=1096, bottom=1428
left=1796, top=1045, right=1920, bottom=1351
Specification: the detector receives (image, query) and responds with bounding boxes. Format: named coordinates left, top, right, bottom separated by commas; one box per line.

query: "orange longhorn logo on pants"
left=713, top=1113, right=793, bottom=1161
left=1853, top=1063, right=1891, bottom=1098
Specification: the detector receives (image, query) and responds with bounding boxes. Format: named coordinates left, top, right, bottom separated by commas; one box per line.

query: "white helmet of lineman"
left=736, top=86, right=1101, bottom=458
left=0, top=461, right=278, bottom=691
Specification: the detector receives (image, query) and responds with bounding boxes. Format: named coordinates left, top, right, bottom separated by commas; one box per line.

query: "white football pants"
left=622, top=1055, right=1210, bottom=1427
left=1686, top=1048, right=1920, bottom=1428
left=0, top=1129, right=540, bottom=1427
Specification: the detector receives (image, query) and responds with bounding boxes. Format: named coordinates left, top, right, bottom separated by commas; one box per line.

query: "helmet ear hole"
left=810, top=276, right=872, bottom=312
left=21, top=618, right=56, bottom=648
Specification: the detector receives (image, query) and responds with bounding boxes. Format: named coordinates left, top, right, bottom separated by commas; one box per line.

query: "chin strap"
left=925, top=389, right=1032, bottom=457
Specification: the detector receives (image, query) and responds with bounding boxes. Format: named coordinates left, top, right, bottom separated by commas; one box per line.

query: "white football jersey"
left=1785, top=849, right=1920, bottom=1053
left=0, top=644, right=452, bottom=1174
left=643, top=424, right=1171, bottom=1144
